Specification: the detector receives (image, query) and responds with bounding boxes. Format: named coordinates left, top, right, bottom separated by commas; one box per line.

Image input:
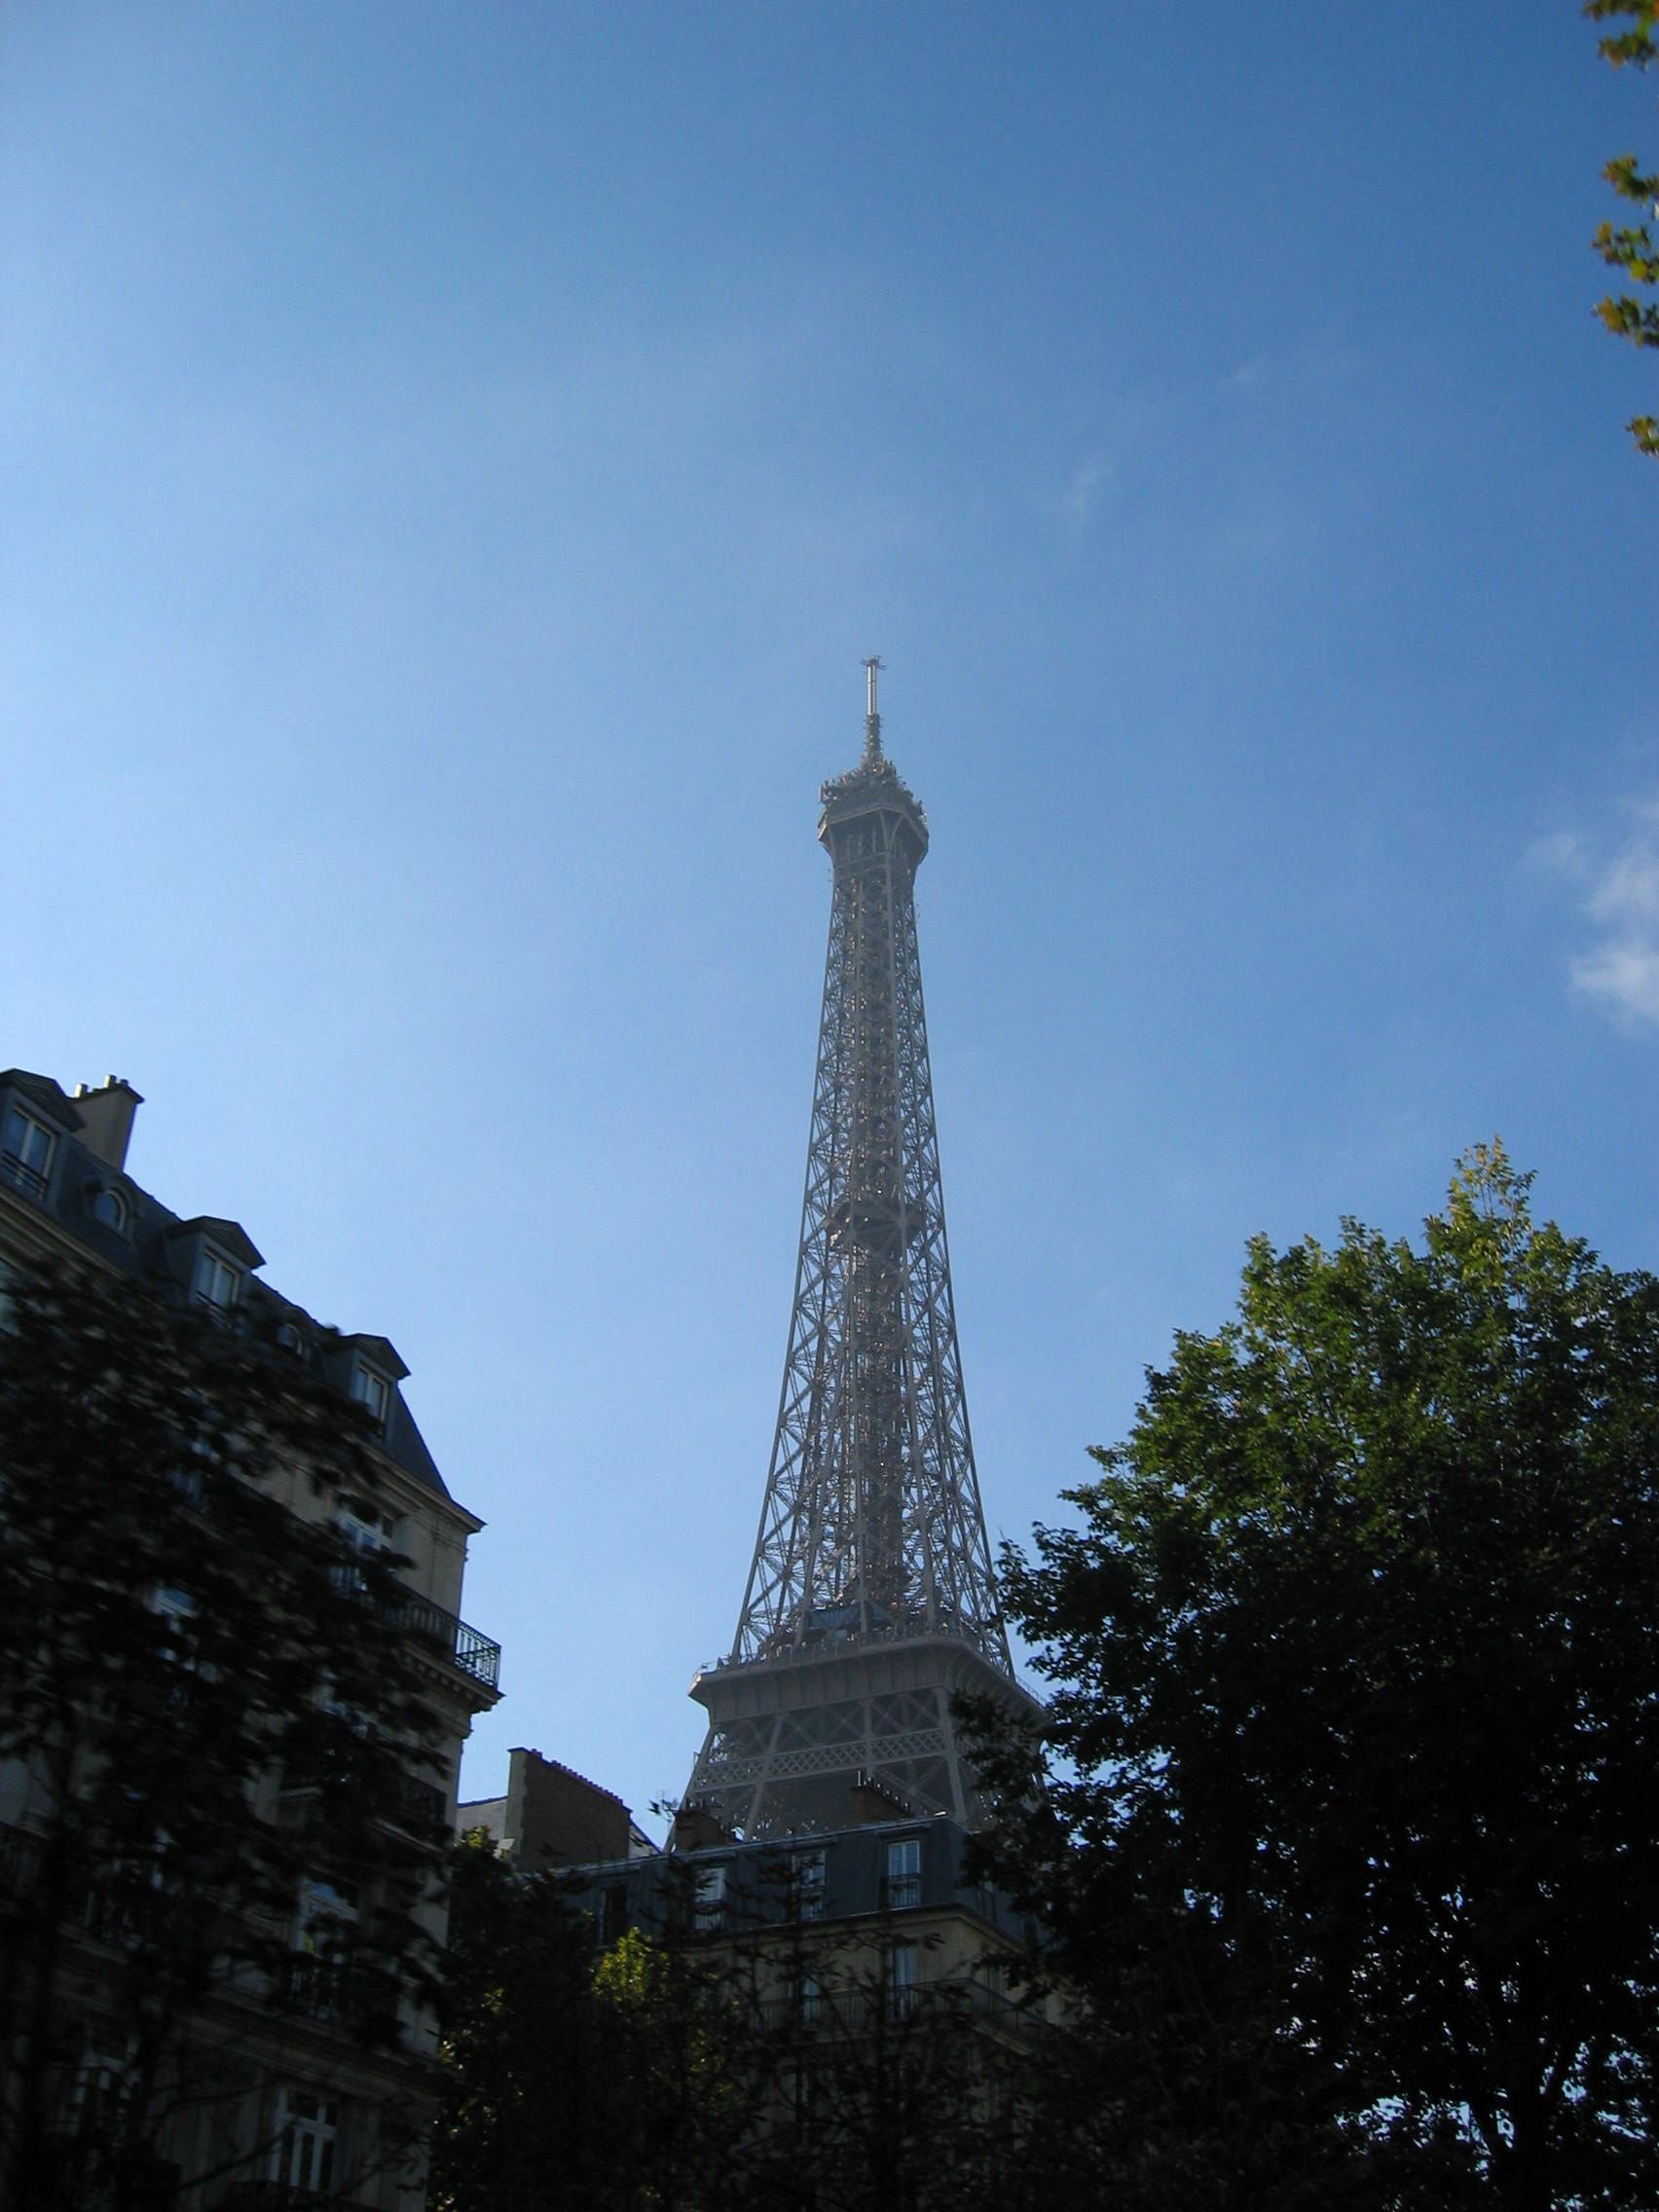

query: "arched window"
left=91, top=1185, right=129, bottom=1235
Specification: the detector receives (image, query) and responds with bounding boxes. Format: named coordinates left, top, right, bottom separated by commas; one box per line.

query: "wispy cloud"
left=1536, top=802, right=1659, bottom=1026
left=1062, top=447, right=1112, bottom=524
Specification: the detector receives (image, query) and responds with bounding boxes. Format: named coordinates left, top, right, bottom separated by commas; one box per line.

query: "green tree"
left=433, top=1840, right=1040, bottom=2212
left=429, top=1836, right=626, bottom=2212
left=433, top=1845, right=780, bottom=2212
left=0, top=1257, right=446, bottom=2211
left=748, top=1940, right=1035, bottom=2212
left=1589, top=1, right=1659, bottom=455
left=970, top=1147, right=1659, bottom=2210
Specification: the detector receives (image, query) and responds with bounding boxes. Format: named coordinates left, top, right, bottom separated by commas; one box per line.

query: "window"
left=152, top=1586, right=200, bottom=1673
left=88, top=1832, right=170, bottom=1949
left=338, top=1497, right=400, bottom=1555
left=885, top=1836, right=922, bottom=1911
left=289, top=1877, right=358, bottom=2015
left=90, top=1184, right=129, bottom=1234
left=1, top=1106, right=55, bottom=1200
left=193, top=1247, right=240, bottom=1314
left=166, top=1434, right=213, bottom=1508
left=297, top=1877, right=359, bottom=1957
left=795, top=1968, right=822, bottom=2027
left=273, top=2091, right=340, bottom=2194
left=602, top=1882, right=629, bottom=1945
left=351, top=1362, right=390, bottom=1433
left=792, top=2055, right=819, bottom=2121
left=313, top=1671, right=371, bottom=1735
left=792, top=1847, right=827, bottom=1921
left=693, top=1862, right=727, bottom=1933
left=886, top=1939, right=918, bottom=2018
left=67, top=2042, right=135, bottom=2138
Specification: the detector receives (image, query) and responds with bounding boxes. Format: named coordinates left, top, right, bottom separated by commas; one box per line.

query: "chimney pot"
left=75, top=1075, right=143, bottom=1174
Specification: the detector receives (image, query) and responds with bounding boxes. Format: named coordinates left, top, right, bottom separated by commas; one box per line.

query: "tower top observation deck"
left=818, top=656, right=929, bottom=860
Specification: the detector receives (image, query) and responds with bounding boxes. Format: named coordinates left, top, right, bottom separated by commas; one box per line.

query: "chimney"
left=73, top=1077, right=143, bottom=1173
left=670, top=1801, right=736, bottom=1855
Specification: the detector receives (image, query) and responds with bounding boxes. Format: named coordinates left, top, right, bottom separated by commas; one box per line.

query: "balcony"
left=0, top=1149, right=50, bottom=1202
left=392, top=1590, right=500, bottom=1693
left=330, top=1568, right=500, bottom=1694
left=389, top=1770, right=449, bottom=1839
left=279, top=1743, right=453, bottom=1844
left=756, top=1977, right=1046, bottom=2045
left=283, top=1952, right=353, bottom=2020
left=222, top=2188, right=342, bottom=2210
left=0, top=1822, right=42, bottom=1893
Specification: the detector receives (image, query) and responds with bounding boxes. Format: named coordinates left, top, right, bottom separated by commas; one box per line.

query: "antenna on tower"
left=863, top=655, right=885, bottom=761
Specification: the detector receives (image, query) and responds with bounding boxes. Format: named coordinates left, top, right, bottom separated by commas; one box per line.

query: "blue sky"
left=4, top=3, right=1657, bottom=1827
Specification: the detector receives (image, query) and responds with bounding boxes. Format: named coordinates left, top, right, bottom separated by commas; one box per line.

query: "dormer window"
left=885, top=1836, right=923, bottom=1911
left=168, top=1218, right=262, bottom=1316
left=793, top=1848, right=827, bottom=1921
left=351, top=1364, right=390, bottom=1435
left=338, top=1334, right=408, bottom=1437
left=194, top=1248, right=240, bottom=1314
left=91, top=1185, right=129, bottom=1235
left=2, top=1106, right=55, bottom=1201
left=694, top=1862, right=728, bottom=1933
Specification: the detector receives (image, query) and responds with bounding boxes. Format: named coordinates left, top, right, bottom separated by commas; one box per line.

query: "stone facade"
left=0, top=1067, right=501, bottom=2210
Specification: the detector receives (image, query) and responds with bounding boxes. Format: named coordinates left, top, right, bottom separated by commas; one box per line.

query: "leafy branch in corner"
left=1588, top=0, right=1659, bottom=454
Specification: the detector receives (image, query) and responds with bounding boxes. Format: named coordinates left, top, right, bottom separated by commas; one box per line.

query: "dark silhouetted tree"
left=970, top=1146, right=1659, bottom=2211
left=432, top=1838, right=1041, bottom=2212
left=0, top=1257, right=446, bottom=2211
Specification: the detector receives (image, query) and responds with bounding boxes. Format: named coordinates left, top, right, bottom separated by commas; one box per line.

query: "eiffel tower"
left=685, top=663, right=1038, bottom=1839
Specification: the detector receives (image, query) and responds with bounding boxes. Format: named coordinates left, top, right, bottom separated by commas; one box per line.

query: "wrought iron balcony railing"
left=0, top=1150, right=50, bottom=1202
left=328, top=1569, right=501, bottom=1693
left=278, top=1741, right=453, bottom=1839
left=389, top=1770, right=449, bottom=1839
left=222, top=2186, right=342, bottom=2210
left=756, top=1977, right=1045, bottom=2044
left=282, top=1952, right=353, bottom=2020
left=391, top=1590, right=501, bottom=1692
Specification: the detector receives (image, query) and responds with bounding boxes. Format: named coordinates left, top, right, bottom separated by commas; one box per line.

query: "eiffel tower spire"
left=685, top=670, right=1036, bottom=1838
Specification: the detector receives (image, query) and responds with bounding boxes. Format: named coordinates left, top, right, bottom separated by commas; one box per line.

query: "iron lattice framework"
left=686, top=667, right=1035, bottom=1838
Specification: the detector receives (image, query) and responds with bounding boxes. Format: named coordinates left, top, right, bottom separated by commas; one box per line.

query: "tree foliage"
left=429, top=1838, right=622, bottom=2212
left=970, top=1146, right=1659, bottom=2210
left=1589, top=1, right=1659, bottom=455
left=0, top=1257, right=446, bottom=2211
left=432, top=1838, right=1041, bottom=2212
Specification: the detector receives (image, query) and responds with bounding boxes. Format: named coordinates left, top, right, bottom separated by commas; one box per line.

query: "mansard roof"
left=0, top=1066, right=450, bottom=1501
